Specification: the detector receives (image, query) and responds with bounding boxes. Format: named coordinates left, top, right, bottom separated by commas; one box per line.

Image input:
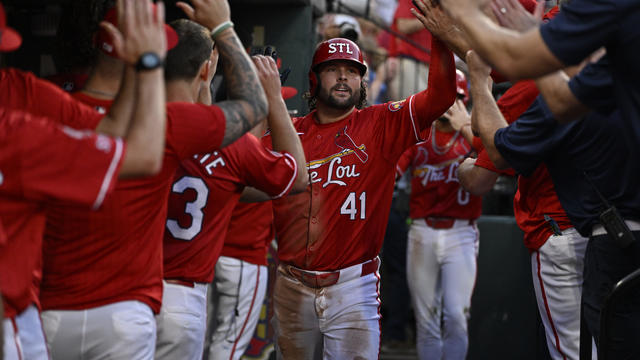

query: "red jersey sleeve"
left=227, top=134, right=298, bottom=199
left=472, top=136, right=483, bottom=152
left=0, top=69, right=102, bottom=130
left=496, top=80, right=539, bottom=124
left=377, top=39, right=455, bottom=162
left=396, top=145, right=416, bottom=178
left=0, top=108, right=124, bottom=209
left=474, top=148, right=516, bottom=176
left=166, top=102, right=227, bottom=159
left=409, top=37, right=456, bottom=132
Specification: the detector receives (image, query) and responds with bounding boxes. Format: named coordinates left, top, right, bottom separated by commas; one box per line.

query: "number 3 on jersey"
left=340, top=192, right=366, bottom=220
left=166, top=176, right=209, bottom=241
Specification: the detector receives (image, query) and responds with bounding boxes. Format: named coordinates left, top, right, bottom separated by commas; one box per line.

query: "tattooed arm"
left=215, top=29, right=268, bottom=147
left=177, top=0, right=268, bottom=148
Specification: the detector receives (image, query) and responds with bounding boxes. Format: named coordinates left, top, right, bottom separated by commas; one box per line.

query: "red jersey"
left=163, top=134, right=296, bottom=283
left=272, top=38, right=455, bottom=271
left=471, top=80, right=573, bottom=250
left=0, top=69, right=102, bottom=129
left=0, top=108, right=123, bottom=318
left=40, top=97, right=226, bottom=314
left=397, top=129, right=482, bottom=220
left=221, top=201, right=275, bottom=266
left=392, top=0, right=432, bottom=63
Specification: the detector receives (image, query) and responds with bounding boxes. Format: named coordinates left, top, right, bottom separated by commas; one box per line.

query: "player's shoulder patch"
left=388, top=99, right=406, bottom=112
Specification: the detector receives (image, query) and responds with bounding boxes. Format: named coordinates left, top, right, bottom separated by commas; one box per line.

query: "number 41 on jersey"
left=340, top=192, right=366, bottom=220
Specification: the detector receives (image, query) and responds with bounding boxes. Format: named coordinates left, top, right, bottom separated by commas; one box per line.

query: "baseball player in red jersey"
left=156, top=53, right=307, bottom=360
left=38, top=1, right=269, bottom=359
left=458, top=27, right=592, bottom=359
left=206, top=62, right=302, bottom=360
left=0, top=1, right=168, bottom=358
left=269, top=34, right=455, bottom=358
left=207, top=201, right=274, bottom=360
left=395, top=74, right=482, bottom=360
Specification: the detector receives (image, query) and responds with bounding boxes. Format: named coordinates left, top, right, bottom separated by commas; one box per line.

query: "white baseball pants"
left=407, top=218, right=479, bottom=360
left=41, top=300, right=156, bottom=360
left=155, top=281, right=208, bottom=360
left=3, top=317, right=22, bottom=360
left=16, top=305, right=49, bottom=360
left=273, top=259, right=381, bottom=360
left=531, top=227, right=596, bottom=360
left=2, top=304, right=49, bottom=360
left=208, top=256, right=268, bottom=360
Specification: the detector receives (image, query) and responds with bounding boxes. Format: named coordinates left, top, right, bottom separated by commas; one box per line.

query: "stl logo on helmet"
left=327, top=42, right=353, bottom=55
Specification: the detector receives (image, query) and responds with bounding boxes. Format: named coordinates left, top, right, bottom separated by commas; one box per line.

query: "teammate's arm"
left=412, top=36, right=457, bottom=131
left=458, top=158, right=499, bottom=196
left=467, top=51, right=509, bottom=169
left=535, top=53, right=612, bottom=123
left=101, top=0, right=168, bottom=176
left=442, top=99, right=474, bottom=144
left=437, top=0, right=561, bottom=80
left=252, top=55, right=308, bottom=193
left=177, top=0, right=268, bottom=148
left=411, top=0, right=471, bottom=60
left=533, top=70, right=588, bottom=123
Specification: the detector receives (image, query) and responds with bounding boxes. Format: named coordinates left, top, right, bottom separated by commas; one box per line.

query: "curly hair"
left=304, top=77, right=367, bottom=111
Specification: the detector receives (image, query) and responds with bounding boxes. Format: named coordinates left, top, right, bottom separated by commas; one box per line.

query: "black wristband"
left=135, top=52, right=164, bottom=72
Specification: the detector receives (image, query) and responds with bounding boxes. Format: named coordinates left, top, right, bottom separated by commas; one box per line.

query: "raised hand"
left=490, top=0, right=544, bottom=32
left=251, top=55, right=282, bottom=101
left=176, top=0, right=230, bottom=31
left=466, top=50, right=492, bottom=82
left=443, top=99, right=471, bottom=131
left=411, top=0, right=458, bottom=39
left=100, top=0, right=167, bottom=65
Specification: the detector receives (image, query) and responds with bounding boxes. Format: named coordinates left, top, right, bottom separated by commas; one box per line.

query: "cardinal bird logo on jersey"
left=335, top=127, right=368, bottom=163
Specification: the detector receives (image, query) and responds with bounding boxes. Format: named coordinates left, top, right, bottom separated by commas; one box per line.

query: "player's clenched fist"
left=252, top=55, right=282, bottom=101
left=99, top=0, right=167, bottom=66
left=176, top=0, right=231, bottom=31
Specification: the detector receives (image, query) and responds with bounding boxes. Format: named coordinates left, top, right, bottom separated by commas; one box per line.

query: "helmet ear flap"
left=308, top=71, right=318, bottom=97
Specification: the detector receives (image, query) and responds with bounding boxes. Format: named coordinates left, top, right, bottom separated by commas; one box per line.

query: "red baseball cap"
left=95, top=6, right=178, bottom=58
left=281, top=87, right=298, bottom=100
left=0, top=3, right=22, bottom=52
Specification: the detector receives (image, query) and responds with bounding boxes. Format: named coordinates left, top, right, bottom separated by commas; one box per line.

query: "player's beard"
left=317, top=82, right=360, bottom=110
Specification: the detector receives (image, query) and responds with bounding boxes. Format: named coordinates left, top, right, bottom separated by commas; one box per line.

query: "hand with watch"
left=99, top=0, right=168, bottom=70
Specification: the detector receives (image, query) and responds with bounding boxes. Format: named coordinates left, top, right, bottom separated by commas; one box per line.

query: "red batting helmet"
left=455, top=69, right=469, bottom=104
left=308, top=37, right=367, bottom=96
left=0, top=2, right=22, bottom=52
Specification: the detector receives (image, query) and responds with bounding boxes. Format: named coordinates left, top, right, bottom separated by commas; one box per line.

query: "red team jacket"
left=163, top=133, right=297, bottom=283
left=222, top=201, right=275, bottom=266
left=40, top=95, right=227, bottom=314
left=0, top=70, right=125, bottom=317
left=397, top=129, right=482, bottom=221
left=473, top=76, right=574, bottom=251
left=271, top=38, right=455, bottom=271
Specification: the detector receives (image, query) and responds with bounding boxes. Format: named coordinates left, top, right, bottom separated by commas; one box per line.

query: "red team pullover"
left=272, top=38, right=455, bottom=271
left=0, top=108, right=123, bottom=318
left=163, top=134, right=297, bottom=283
left=396, top=130, right=482, bottom=220
left=40, top=97, right=226, bottom=313
left=473, top=78, right=574, bottom=251
left=221, top=201, right=275, bottom=266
